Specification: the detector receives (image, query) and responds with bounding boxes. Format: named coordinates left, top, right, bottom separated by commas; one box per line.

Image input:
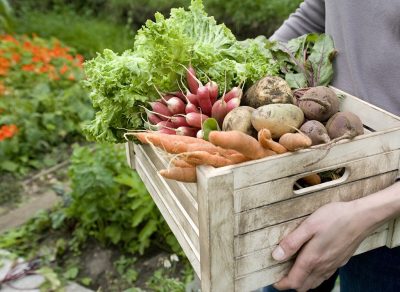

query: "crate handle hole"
left=293, top=167, right=349, bottom=196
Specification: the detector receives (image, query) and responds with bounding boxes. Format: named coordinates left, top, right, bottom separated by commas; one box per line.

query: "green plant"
left=15, top=8, right=133, bottom=58
left=65, top=143, right=179, bottom=254
left=0, top=34, right=93, bottom=175
left=0, top=0, right=14, bottom=33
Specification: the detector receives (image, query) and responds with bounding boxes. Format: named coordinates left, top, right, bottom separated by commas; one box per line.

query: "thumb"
left=272, top=221, right=314, bottom=261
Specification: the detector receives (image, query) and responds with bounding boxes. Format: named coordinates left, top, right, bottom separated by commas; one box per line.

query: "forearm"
left=352, top=181, right=400, bottom=235
left=270, top=0, right=326, bottom=42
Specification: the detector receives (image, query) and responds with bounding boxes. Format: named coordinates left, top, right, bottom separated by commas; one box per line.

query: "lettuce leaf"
left=83, top=0, right=279, bottom=143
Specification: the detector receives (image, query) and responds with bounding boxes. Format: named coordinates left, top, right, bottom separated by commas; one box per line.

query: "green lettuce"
left=83, top=0, right=279, bottom=143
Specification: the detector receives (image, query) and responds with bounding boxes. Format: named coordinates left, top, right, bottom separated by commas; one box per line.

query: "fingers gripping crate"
left=126, top=88, right=400, bottom=292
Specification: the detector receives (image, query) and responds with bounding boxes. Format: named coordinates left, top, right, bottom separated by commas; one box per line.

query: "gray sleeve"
left=270, top=0, right=326, bottom=42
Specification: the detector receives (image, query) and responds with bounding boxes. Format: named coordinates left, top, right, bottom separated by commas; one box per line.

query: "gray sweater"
left=271, top=0, right=400, bottom=116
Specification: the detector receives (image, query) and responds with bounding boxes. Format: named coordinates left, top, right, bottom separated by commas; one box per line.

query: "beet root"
left=300, top=120, right=331, bottom=145
left=298, top=86, right=340, bottom=122
left=325, top=111, right=364, bottom=139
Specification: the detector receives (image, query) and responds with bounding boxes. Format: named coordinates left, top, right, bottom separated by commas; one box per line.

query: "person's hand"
left=271, top=200, right=377, bottom=292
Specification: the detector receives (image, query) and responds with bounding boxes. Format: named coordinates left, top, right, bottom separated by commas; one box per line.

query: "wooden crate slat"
left=197, top=166, right=235, bottom=292
left=235, top=171, right=398, bottom=235
left=134, top=157, right=201, bottom=277
left=134, top=147, right=200, bottom=261
left=235, top=262, right=292, bottom=292
left=234, top=150, right=400, bottom=212
left=142, top=144, right=199, bottom=201
left=137, top=145, right=199, bottom=228
left=229, top=128, right=400, bottom=189
left=235, top=226, right=389, bottom=278
left=334, top=87, right=400, bottom=131
left=234, top=229, right=389, bottom=292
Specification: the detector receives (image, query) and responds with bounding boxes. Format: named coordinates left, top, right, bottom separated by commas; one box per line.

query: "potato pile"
left=225, top=75, right=364, bottom=150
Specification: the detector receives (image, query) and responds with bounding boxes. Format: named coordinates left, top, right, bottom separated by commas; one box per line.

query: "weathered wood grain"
left=197, top=166, right=235, bottom=292
left=126, top=142, right=136, bottom=170
left=235, top=171, right=398, bottom=235
left=138, top=145, right=199, bottom=228
left=235, top=226, right=389, bottom=278
left=234, top=151, right=400, bottom=212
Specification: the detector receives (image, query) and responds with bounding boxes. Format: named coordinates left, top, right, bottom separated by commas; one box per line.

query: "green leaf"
left=80, top=277, right=92, bottom=286
left=38, top=267, right=61, bottom=291
left=105, top=225, right=122, bottom=244
left=308, top=34, right=336, bottom=86
left=202, top=118, right=220, bottom=141
left=63, top=266, right=79, bottom=280
left=138, top=220, right=158, bottom=242
left=285, top=73, right=307, bottom=89
left=0, top=160, right=19, bottom=172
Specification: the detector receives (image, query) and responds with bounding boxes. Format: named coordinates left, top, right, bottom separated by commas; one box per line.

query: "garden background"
left=0, top=0, right=301, bottom=290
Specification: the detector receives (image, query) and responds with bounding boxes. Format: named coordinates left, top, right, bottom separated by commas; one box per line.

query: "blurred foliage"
left=0, top=0, right=14, bottom=33
left=65, top=143, right=181, bottom=255
left=11, top=0, right=302, bottom=40
left=0, top=34, right=93, bottom=175
left=14, top=8, right=133, bottom=59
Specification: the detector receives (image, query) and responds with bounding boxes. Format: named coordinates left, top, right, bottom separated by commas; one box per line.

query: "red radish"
left=226, top=97, right=241, bottom=112
left=196, top=129, right=204, bottom=139
left=186, top=65, right=201, bottom=94
left=158, top=128, right=176, bottom=135
left=186, top=112, right=209, bottom=128
left=160, top=94, right=175, bottom=105
left=185, top=102, right=200, bottom=114
left=170, top=116, right=190, bottom=127
left=148, top=113, right=163, bottom=125
left=145, top=120, right=175, bottom=131
left=186, top=91, right=199, bottom=106
left=223, top=86, right=243, bottom=102
left=165, top=97, right=186, bottom=115
left=169, top=91, right=186, bottom=102
left=197, top=85, right=212, bottom=116
left=207, top=81, right=219, bottom=104
left=150, top=101, right=172, bottom=120
left=175, top=126, right=199, bottom=137
left=211, top=99, right=228, bottom=127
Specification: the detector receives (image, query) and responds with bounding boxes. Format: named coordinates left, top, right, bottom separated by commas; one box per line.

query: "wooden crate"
left=126, top=88, right=400, bottom=292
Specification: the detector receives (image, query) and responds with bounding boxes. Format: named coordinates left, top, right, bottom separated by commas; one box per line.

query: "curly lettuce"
left=83, top=0, right=279, bottom=143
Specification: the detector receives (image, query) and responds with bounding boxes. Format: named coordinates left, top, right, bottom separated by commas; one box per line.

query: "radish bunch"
left=145, top=65, right=243, bottom=137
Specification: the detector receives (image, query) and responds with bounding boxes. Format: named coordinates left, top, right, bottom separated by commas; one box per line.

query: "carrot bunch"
left=134, top=127, right=316, bottom=183
left=145, top=65, right=243, bottom=138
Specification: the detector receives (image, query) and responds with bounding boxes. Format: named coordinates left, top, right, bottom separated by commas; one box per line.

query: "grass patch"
left=16, top=9, right=134, bottom=58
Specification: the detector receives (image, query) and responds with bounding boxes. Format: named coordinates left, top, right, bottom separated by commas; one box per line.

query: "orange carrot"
left=258, top=129, right=288, bottom=154
left=134, top=132, right=244, bottom=159
left=182, top=151, right=235, bottom=167
left=278, top=132, right=312, bottom=151
left=171, top=158, right=193, bottom=168
left=159, top=167, right=197, bottom=183
left=302, top=173, right=321, bottom=185
left=209, top=130, right=276, bottom=160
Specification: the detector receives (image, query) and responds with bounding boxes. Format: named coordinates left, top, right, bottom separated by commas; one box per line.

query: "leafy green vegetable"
left=83, top=0, right=279, bottom=143
left=271, top=33, right=336, bottom=89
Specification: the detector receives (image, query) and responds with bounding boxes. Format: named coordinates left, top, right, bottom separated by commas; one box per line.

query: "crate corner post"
left=197, top=166, right=235, bottom=292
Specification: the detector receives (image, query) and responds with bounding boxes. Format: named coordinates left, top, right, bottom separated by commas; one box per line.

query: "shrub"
left=0, top=34, right=93, bottom=174
left=65, top=143, right=180, bottom=254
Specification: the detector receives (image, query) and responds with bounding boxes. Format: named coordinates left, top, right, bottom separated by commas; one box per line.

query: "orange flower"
left=0, top=124, right=18, bottom=141
left=22, top=64, right=36, bottom=72
left=67, top=73, right=75, bottom=81
left=12, top=53, right=21, bottom=63
left=60, top=64, right=69, bottom=74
